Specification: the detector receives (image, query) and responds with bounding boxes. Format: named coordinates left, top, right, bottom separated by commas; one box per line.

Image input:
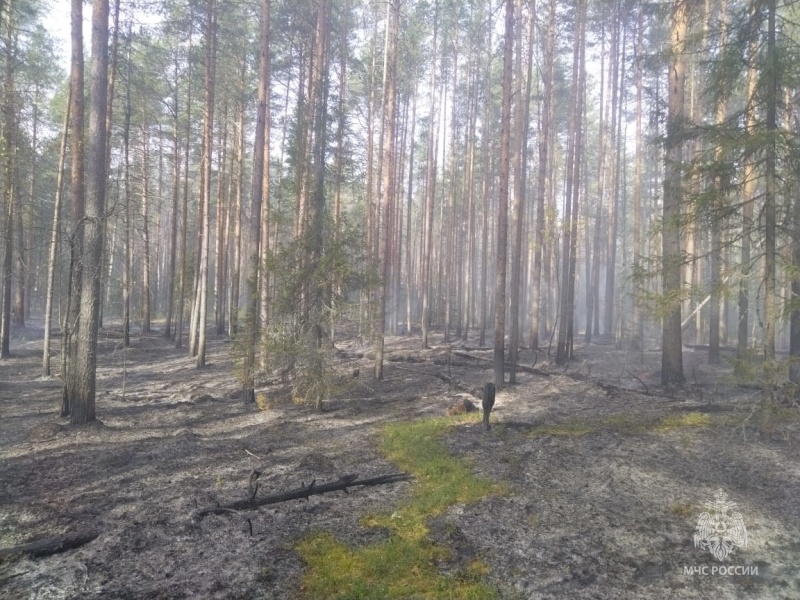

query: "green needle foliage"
left=232, top=217, right=378, bottom=410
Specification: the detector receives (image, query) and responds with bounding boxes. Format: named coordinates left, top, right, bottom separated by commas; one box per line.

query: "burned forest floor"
left=1, top=319, right=800, bottom=599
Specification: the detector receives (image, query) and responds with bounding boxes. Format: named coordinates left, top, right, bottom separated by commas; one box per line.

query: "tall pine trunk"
left=196, top=0, right=216, bottom=368
left=43, top=84, right=71, bottom=375
left=229, top=58, right=246, bottom=337
left=661, top=0, right=687, bottom=387
left=140, top=122, right=152, bottom=335
left=493, top=0, right=514, bottom=387
left=175, top=19, right=193, bottom=350
left=61, top=0, right=85, bottom=411
left=164, top=57, right=180, bottom=340
left=69, top=0, right=109, bottom=424
left=508, top=0, right=527, bottom=382
left=242, top=0, right=270, bottom=404
left=420, top=1, right=439, bottom=349
left=375, top=0, right=398, bottom=380
left=761, top=0, right=777, bottom=431
left=631, top=5, right=644, bottom=351
left=530, top=0, right=554, bottom=352
left=708, top=0, right=729, bottom=365
left=736, top=10, right=757, bottom=373
left=122, top=50, right=132, bottom=349
left=556, top=0, right=585, bottom=365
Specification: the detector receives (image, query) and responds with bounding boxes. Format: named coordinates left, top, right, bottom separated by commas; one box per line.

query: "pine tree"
left=661, top=0, right=687, bottom=387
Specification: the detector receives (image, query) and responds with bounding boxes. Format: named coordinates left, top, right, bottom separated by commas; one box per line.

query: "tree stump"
left=482, top=383, right=496, bottom=431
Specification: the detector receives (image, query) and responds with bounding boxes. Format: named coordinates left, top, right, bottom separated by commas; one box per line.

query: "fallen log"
left=451, top=351, right=550, bottom=377
left=393, top=365, right=482, bottom=398
left=0, top=531, right=98, bottom=559
left=192, top=472, right=411, bottom=524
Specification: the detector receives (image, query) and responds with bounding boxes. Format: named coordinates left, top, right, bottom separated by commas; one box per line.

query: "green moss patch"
left=296, top=416, right=501, bottom=599
left=656, top=411, right=712, bottom=431
left=528, top=411, right=714, bottom=440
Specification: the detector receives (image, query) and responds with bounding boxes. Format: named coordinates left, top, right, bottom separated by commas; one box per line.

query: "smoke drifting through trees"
left=1, top=0, right=799, bottom=414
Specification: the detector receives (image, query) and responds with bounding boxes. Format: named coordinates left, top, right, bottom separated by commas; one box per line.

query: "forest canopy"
left=1, top=0, right=799, bottom=420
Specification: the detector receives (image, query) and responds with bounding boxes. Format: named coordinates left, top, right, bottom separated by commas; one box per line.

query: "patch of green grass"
left=296, top=416, right=501, bottom=599
left=656, top=411, right=712, bottom=431
left=528, top=415, right=651, bottom=438
left=296, top=407, right=720, bottom=598
left=461, top=558, right=492, bottom=581
left=527, top=411, right=715, bottom=440
left=529, top=422, right=596, bottom=438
